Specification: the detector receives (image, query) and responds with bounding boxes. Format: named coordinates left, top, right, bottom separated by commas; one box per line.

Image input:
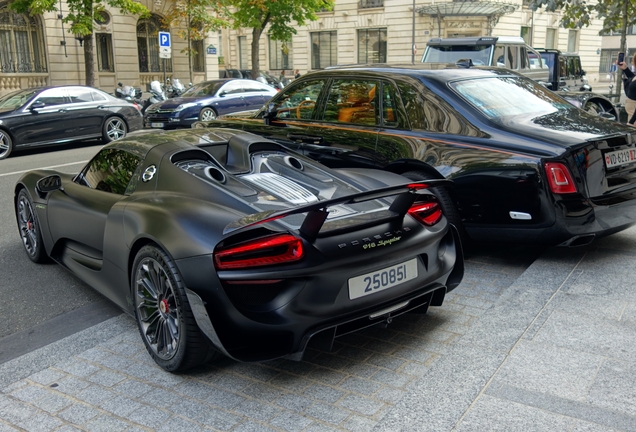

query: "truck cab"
left=422, top=36, right=550, bottom=84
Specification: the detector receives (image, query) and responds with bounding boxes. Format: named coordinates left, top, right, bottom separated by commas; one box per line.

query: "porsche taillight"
left=408, top=201, right=443, bottom=226
left=214, top=234, right=304, bottom=270
left=545, top=162, right=577, bottom=194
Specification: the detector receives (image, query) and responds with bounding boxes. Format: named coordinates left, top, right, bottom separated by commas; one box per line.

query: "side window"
left=242, top=81, right=270, bottom=93
left=220, top=81, right=244, bottom=95
left=79, top=148, right=142, bottom=195
left=493, top=46, right=505, bottom=67
left=324, top=79, right=378, bottom=125
left=274, top=80, right=324, bottom=120
left=396, top=81, right=480, bottom=136
left=519, top=47, right=528, bottom=69
left=382, top=83, right=399, bottom=128
left=91, top=91, right=108, bottom=102
left=33, top=88, right=68, bottom=106
left=67, top=87, right=94, bottom=103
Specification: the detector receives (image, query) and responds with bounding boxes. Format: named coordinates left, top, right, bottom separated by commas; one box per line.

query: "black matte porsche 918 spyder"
left=14, top=129, right=463, bottom=372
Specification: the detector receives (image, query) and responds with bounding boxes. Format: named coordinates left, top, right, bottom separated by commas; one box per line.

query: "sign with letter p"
left=158, top=31, right=171, bottom=48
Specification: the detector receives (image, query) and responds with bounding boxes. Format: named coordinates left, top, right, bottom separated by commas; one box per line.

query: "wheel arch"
left=102, top=113, right=129, bottom=129
left=383, top=159, right=446, bottom=180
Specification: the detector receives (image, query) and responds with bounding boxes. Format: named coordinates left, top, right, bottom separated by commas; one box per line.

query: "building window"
left=269, top=37, right=291, bottom=70
left=358, top=28, right=387, bottom=63
left=311, top=31, right=337, bottom=69
left=545, top=29, right=556, bottom=49
left=192, top=39, right=204, bottom=72
left=0, top=8, right=47, bottom=73
left=567, top=30, right=578, bottom=52
left=137, top=14, right=172, bottom=73
left=359, top=0, right=383, bottom=8
left=96, top=33, right=114, bottom=72
left=520, top=26, right=532, bottom=45
left=238, top=36, right=249, bottom=69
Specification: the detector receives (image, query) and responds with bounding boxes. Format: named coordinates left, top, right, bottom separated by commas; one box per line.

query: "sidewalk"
left=1, top=228, right=635, bottom=431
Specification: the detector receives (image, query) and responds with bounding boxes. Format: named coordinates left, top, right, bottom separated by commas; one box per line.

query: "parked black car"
left=0, top=85, right=143, bottom=160
left=202, top=64, right=636, bottom=246
left=15, top=128, right=462, bottom=371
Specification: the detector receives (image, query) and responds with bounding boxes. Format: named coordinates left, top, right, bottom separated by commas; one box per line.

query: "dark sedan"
left=15, top=128, right=462, bottom=371
left=201, top=64, right=636, bottom=247
left=0, top=85, right=143, bottom=160
left=144, top=79, right=277, bottom=129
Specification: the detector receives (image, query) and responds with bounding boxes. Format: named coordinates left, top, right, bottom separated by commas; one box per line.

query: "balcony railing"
left=359, top=0, right=383, bottom=9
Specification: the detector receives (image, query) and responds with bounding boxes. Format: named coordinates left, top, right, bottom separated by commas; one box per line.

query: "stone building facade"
left=0, top=0, right=221, bottom=96
left=220, top=0, right=605, bottom=85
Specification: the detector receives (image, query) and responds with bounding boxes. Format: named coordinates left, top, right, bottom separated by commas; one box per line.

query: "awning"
left=416, top=1, right=518, bottom=17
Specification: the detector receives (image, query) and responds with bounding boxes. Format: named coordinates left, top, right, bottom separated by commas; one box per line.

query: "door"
left=241, top=80, right=275, bottom=110
left=47, top=148, right=142, bottom=256
left=300, top=78, right=381, bottom=169
left=16, top=88, right=74, bottom=145
left=213, top=80, right=248, bottom=115
left=66, top=87, right=109, bottom=137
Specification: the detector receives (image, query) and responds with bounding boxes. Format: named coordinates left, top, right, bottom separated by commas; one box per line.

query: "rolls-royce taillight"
left=545, top=162, right=577, bottom=194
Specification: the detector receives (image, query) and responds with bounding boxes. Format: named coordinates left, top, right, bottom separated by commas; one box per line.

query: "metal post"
left=411, top=0, right=416, bottom=64
left=163, top=58, right=166, bottom=86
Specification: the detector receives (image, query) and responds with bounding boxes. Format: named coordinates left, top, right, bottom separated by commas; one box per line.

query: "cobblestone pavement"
left=0, top=233, right=636, bottom=432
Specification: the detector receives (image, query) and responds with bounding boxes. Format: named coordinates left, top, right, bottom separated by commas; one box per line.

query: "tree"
left=227, top=0, right=334, bottom=80
left=529, top=0, right=636, bottom=99
left=9, top=0, right=149, bottom=87
left=163, top=0, right=227, bottom=84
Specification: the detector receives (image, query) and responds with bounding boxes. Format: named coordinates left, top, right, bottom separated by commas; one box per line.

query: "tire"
left=16, top=189, right=47, bottom=263
left=0, top=129, right=13, bottom=160
left=199, top=107, right=217, bottom=122
left=132, top=245, right=218, bottom=372
left=402, top=170, right=470, bottom=247
left=102, top=117, right=127, bottom=142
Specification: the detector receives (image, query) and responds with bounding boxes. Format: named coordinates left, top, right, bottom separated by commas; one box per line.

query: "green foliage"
left=9, top=0, right=149, bottom=37
left=529, top=0, right=636, bottom=34
left=228, top=0, right=334, bottom=43
left=163, top=0, right=227, bottom=45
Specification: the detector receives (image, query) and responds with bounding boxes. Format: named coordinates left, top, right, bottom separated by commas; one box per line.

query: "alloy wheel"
left=135, top=257, right=180, bottom=360
left=0, top=131, right=12, bottom=159
left=17, top=195, right=38, bottom=258
left=106, top=118, right=126, bottom=141
left=199, top=108, right=216, bottom=121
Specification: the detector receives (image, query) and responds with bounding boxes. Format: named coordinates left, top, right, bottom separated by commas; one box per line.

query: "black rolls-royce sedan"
left=200, top=64, right=636, bottom=247
left=0, top=85, right=143, bottom=160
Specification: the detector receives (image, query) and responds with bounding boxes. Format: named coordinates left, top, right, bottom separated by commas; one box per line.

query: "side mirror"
left=118, top=82, right=123, bottom=87
left=36, top=175, right=63, bottom=194
left=30, top=102, right=45, bottom=111
left=263, top=103, right=277, bottom=125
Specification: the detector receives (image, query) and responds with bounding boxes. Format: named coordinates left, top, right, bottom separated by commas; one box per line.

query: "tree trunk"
left=83, top=34, right=95, bottom=87
left=251, top=27, right=263, bottom=79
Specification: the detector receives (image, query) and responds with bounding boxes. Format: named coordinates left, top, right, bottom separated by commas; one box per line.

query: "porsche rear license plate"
left=348, top=258, right=418, bottom=300
left=150, top=122, right=164, bottom=128
left=605, top=148, right=636, bottom=168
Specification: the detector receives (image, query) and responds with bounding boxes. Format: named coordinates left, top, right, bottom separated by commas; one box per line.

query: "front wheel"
left=402, top=170, right=469, bottom=247
left=16, top=189, right=47, bottom=263
left=132, top=245, right=218, bottom=372
left=102, top=117, right=127, bottom=142
left=199, top=107, right=217, bottom=122
left=0, top=130, right=13, bottom=160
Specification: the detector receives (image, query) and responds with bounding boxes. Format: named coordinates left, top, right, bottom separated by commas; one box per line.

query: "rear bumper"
left=177, top=223, right=462, bottom=362
left=144, top=112, right=196, bottom=129
left=466, top=189, right=636, bottom=245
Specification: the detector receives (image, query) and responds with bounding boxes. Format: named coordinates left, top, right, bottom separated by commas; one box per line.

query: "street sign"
left=158, top=31, right=171, bottom=48
left=159, top=51, right=171, bottom=59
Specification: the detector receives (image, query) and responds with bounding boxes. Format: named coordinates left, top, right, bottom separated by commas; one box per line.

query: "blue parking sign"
left=159, top=32, right=171, bottom=48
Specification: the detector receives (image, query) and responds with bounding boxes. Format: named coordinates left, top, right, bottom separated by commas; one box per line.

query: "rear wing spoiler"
left=223, top=179, right=453, bottom=240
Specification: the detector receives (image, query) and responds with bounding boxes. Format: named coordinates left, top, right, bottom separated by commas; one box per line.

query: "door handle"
left=287, top=134, right=324, bottom=144
left=58, top=109, right=67, bottom=113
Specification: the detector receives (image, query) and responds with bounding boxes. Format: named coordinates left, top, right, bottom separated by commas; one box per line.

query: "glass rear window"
left=450, top=77, right=574, bottom=119
left=424, top=45, right=493, bottom=65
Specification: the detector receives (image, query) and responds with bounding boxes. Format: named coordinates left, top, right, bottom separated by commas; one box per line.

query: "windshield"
left=0, top=88, right=38, bottom=110
left=423, top=45, right=493, bottom=66
left=182, top=81, right=224, bottom=97
left=450, top=76, right=574, bottom=119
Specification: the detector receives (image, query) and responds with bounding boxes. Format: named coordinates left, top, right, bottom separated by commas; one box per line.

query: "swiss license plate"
left=150, top=122, right=164, bottom=128
left=348, top=258, right=418, bottom=300
left=605, top=148, right=636, bottom=168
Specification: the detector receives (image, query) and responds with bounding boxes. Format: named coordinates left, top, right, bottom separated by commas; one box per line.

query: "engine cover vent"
left=242, top=173, right=319, bottom=205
